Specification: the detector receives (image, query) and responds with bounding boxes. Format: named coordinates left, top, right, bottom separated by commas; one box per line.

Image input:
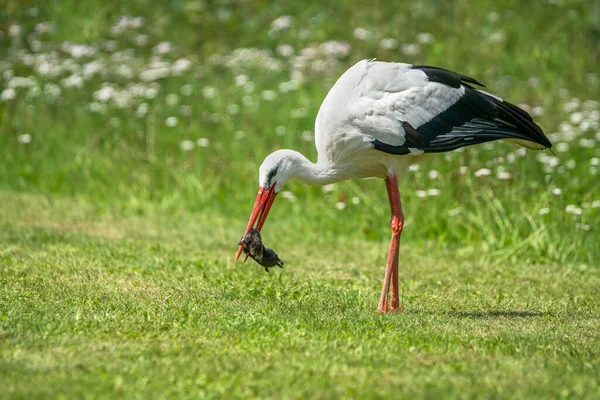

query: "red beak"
left=236, top=186, right=278, bottom=260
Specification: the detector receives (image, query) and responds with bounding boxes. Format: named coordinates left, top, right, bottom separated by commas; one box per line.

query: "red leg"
left=377, top=175, right=404, bottom=313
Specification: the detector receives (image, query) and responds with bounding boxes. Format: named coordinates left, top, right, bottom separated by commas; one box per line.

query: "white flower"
left=301, top=131, right=313, bottom=142
left=401, top=44, right=421, bottom=56
left=428, top=170, right=439, bottom=179
left=575, top=223, right=591, bottom=231
left=235, top=130, right=245, bottom=140
left=155, top=42, right=172, bottom=54
left=487, top=12, right=500, bottom=23
left=87, top=102, right=107, bottom=114
left=82, top=60, right=103, bottom=78
left=135, top=34, right=150, bottom=46
left=281, top=191, right=296, bottom=202
left=515, top=148, right=527, bottom=157
left=104, top=40, right=118, bottom=52
left=1, top=88, right=16, bottom=101
left=61, top=74, right=84, bottom=88
left=447, top=207, right=462, bottom=216
left=320, top=40, right=351, bottom=57
left=202, top=86, right=217, bottom=99
left=275, top=126, right=286, bottom=136
left=416, top=32, right=434, bottom=44
left=235, top=75, right=249, bottom=87
left=565, top=205, right=583, bottom=215
left=261, top=90, right=277, bottom=101
left=409, top=164, right=420, bottom=172
left=166, top=94, right=179, bottom=106
left=427, top=188, right=441, bottom=196
left=136, top=103, right=149, bottom=118
left=242, top=95, right=255, bottom=107
left=145, top=87, right=158, bottom=99
left=180, top=140, right=194, bottom=151
left=570, top=112, right=583, bottom=124
left=64, top=43, right=96, bottom=58
left=353, top=27, right=372, bottom=40
left=291, top=107, right=307, bottom=118
left=474, top=168, right=491, bottom=177
left=379, top=38, right=398, bottom=50
left=271, top=15, right=292, bottom=31
left=180, top=105, right=192, bottom=116
left=131, top=17, right=145, bottom=28
left=8, top=25, right=21, bottom=37
left=17, top=134, right=32, bottom=144
left=556, top=143, right=569, bottom=152
left=487, top=30, right=506, bottom=43
left=8, top=77, right=36, bottom=88
left=3, top=69, right=14, bottom=81
left=583, top=99, right=599, bottom=110
left=227, top=104, right=239, bottom=115
left=180, top=84, right=193, bottom=96
left=536, top=153, right=560, bottom=168
left=532, top=106, right=544, bottom=116
left=335, top=201, right=347, bottom=210
left=591, top=157, right=599, bottom=166
left=197, top=138, right=210, bottom=147
left=277, top=44, right=294, bottom=57
left=322, top=184, right=337, bottom=193
left=351, top=197, right=360, bottom=205
left=44, top=83, right=61, bottom=100
left=591, top=200, right=600, bottom=208
left=279, top=80, right=300, bottom=93
left=172, top=58, right=192, bottom=74
left=166, top=116, right=178, bottom=127
left=94, top=85, right=115, bottom=102
left=416, top=190, right=427, bottom=198
left=497, top=171, right=511, bottom=180
left=538, top=207, right=550, bottom=215
left=552, top=188, right=562, bottom=195
left=140, top=64, right=170, bottom=82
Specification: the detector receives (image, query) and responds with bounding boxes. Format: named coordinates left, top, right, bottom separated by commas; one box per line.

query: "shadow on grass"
left=446, top=310, right=549, bottom=319
left=407, top=309, right=552, bottom=319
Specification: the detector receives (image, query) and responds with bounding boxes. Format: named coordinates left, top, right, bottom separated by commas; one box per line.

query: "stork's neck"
left=291, top=152, right=342, bottom=186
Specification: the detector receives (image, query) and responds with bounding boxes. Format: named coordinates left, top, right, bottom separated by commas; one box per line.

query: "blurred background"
left=1, top=0, right=599, bottom=263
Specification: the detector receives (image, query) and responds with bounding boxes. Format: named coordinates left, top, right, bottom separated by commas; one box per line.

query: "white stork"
left=236, top=59, right=552, bottom=313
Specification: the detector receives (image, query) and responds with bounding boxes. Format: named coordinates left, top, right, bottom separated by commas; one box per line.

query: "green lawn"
left=1, top=0, right=600, bottom=398
left=1, top=193, right=599, bottom=398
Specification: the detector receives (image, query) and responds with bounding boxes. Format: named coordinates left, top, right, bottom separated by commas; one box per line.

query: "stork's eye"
left=267, top=167, right=278, bottom=185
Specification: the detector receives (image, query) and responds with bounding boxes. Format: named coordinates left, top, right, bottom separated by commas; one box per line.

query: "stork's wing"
left=316, top=60, right=551, bottom=158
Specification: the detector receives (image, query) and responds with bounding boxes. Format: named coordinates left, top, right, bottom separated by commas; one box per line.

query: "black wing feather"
left=412, top=65, right=486, bottom=88
left=371, top=69, right=552, bottom=155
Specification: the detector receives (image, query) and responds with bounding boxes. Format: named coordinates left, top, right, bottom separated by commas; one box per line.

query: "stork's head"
left=236, top=149, right=303, bottom=259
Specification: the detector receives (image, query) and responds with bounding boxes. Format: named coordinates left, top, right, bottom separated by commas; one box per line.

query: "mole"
left=237, top=229, right=284, bottom=273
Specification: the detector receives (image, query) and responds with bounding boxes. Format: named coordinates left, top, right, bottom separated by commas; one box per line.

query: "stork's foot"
left=377, top=302, right=403, bottom=313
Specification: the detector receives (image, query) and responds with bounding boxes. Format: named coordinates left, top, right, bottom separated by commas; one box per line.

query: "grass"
left=1, top=0, right=600, bottom=398
left=1, top=193, right=599, bottom=398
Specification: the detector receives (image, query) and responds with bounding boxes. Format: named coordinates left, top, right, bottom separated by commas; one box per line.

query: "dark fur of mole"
left=237, top=229, right=284, bottom=273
